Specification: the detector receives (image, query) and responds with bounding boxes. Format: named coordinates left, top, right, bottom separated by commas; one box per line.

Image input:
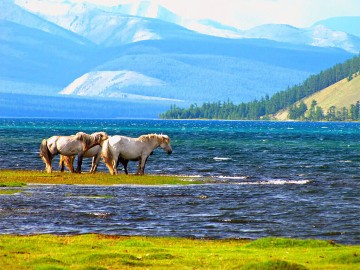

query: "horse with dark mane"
left=101, top=134, right=172, bottom=175
left=40, top=131, right=108, bottom=173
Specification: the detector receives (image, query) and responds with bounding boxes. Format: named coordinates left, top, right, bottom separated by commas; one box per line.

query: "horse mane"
left=138, top=133, right=170, bottom=144
left=75, top=132, right=94, bottom=149
left=75, top=131, right=108, bottom=150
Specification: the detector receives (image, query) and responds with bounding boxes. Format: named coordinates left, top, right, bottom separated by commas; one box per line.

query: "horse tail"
left=101, top=139, right=115, bottom=175
left=40, top=139, right=52, bottom=173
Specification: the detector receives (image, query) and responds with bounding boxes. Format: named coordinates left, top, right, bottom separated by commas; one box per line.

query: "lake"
left=0, top=119, right=359, bottom=244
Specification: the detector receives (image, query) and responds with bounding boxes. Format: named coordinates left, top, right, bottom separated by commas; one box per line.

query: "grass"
left=0, top=189, right=23, bottom=195
left=0, top=170, right=206, bottom=186
left=275, top=73, right=360, bottom=120
left=0, top=235, right=359, bottom=269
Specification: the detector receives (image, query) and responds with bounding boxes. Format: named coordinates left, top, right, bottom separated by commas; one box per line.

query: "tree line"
left=160, top=53, right=360, bottom=120
left=289, top=100, right=360, bottom=121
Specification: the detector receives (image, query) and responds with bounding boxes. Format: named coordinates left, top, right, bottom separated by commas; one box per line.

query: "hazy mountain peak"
left=59, top=70, right=175, bottom=101
left=313, top=16, right=360, bottom=38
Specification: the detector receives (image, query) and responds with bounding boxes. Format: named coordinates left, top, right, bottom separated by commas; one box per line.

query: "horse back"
left=55, top=136, right=83, bottom=155
left=109, top=135, right=145, bottom=160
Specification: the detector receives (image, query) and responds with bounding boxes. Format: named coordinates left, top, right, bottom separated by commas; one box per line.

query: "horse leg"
left=119, top=158, right=129, bottom=175
left=59, top=156, right=65, bottom=172
left=123, top=160, right=129, bottom=175
left=90, top=157, right=95, bottom=173
left=75, top=153, right=84, bottom=173
left=112, top=156, right=119, bottom=175
left=91, top=152, right=101, bottom=174
left=67, top=156, right=75, bottom=173
left=136, top=156, right=148, bottom=175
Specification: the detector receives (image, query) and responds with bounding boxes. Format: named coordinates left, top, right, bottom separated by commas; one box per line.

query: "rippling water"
left=0, top=119, right=359, bottom=243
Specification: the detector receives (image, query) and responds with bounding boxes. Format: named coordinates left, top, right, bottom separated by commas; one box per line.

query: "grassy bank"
left=0, top=170, right=205, bottom=186
left=0, top=234, right=359, bottom=269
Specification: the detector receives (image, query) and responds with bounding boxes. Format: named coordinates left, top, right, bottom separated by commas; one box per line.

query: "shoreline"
left=0, top=170, right=207, bottom=186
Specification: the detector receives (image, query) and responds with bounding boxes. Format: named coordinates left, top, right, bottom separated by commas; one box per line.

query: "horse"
left=39, top=131, right=108, bottom=173
left=101, top=133, right=172, bottom=175
left=59, top=145, right=102, bottom=173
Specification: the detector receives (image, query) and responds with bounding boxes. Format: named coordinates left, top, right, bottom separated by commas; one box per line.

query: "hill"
left=160, top=54, right=360, bottom=120
left=275, top=73, right=360, bottom=120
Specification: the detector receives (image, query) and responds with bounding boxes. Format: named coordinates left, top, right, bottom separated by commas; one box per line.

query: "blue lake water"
left=0, top=119, right=359, bottom=244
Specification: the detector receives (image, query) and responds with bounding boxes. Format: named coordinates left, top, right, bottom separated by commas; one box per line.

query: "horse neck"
left=83, top=136, right=97, bottom=151
left=144, top=136, right=161, bottom=151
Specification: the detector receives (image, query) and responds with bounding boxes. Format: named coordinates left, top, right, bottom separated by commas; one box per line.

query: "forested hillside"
left=160, top=53, right=360, bottom=120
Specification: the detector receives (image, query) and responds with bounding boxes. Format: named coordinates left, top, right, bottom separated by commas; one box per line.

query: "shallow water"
left=0, top=119, right=359, bottom=243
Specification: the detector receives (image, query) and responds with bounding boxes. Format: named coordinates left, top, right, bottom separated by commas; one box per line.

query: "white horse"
left=101, top=134, right=172, bottom=175
left=59, top=145, right=102, bottom=173
left=40, top=131, right=108, bottom=173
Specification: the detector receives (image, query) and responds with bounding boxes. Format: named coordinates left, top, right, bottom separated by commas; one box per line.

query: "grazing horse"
left=101, top=134, right=172, bottom=175
left=59, top=145, right=102, bottom=173
left=40, top=131, right=108, bottom=173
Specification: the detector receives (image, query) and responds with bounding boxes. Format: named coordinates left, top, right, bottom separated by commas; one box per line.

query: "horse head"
left=92, top=132, right=109, bottom=146
left=158, top=134, right=172, bottom=155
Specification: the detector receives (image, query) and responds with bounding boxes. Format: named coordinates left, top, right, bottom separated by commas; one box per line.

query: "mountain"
left=1, top=0, right=91, bottom=45
left=1, top=0, right=358, bottom=118
left=0, top=20, right=95, bottom=88
left=242, top=24, right=360, bottom=54
left=59, top=70, right=178, bottom=102
left=15, top=0, right=242, bottom=43
left=0, top=0, right=100, bottom=94
left=14, top=0, right=359, bottom=52
left=60, top=37, right=353, bottom=103
left=313, top=16, right=360, bottom=38
left=16, top=1, right=196, bottom=47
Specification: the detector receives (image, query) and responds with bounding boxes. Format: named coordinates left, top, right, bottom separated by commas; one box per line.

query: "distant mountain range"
left=0, top=0, right=359, bottom=118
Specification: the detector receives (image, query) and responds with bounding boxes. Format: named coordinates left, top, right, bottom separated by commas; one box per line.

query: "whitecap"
left=217, top=176, right=249, bottom=180
left=234, top=179, right=311, bottom=185
left=87, top=212, right=111, bottom=218
left=338, top=160, right=352, bottom=163
left=213, top=157, right=232, bottom=161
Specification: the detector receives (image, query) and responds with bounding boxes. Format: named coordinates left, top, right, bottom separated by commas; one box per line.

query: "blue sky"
left=15, top=0, right=360, bottom=29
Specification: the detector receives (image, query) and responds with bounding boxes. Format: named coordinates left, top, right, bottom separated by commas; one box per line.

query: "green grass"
left=0, top=235, right=358, bottom=269
left=0, top=170, right=206, bottom=186
left=0, top=189, right=23, bottom=195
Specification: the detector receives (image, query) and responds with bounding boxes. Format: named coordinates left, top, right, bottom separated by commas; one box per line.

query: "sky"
left=15, top=0, right=360, bottom=29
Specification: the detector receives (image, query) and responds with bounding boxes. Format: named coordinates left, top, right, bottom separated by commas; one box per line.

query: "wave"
left=217, top=176, right=249, bottom=180
left=234, top=179, right=311, bottom=185
left=214, top=176, right=311, bottom=185
left=213, top=157, right=232, bottom=161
